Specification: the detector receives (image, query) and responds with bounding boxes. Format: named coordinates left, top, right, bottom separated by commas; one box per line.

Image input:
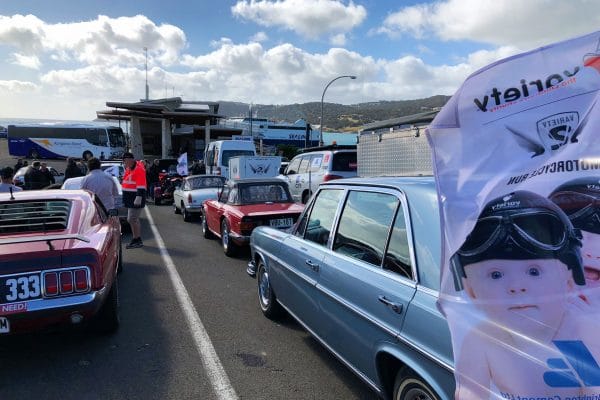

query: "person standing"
left=0, top=167, right=23, bottom=193
left=122, top=152, right=146, bottom=249
left=13, top=159, right=24, bottom=172
left=81, top=157, right=119, bottom=211
left=147, top=159, right=160, bottom=200
left=24, top=161, right=46, bottom=190
left=64, top=157, right=84, bottom=180
left=40, top=162, right=55, bottom=187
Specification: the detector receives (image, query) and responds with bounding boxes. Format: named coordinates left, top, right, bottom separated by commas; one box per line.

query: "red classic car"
left=202, top=178, right=304, bottom=256
left=0, top=190, right=121, bottom=335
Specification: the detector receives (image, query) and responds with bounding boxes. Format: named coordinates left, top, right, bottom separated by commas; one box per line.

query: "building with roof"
left=358, top=109, right=440, bottom=135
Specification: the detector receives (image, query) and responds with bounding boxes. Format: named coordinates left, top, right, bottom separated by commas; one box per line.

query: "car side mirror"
left=108, top=209, right=119, bottom=217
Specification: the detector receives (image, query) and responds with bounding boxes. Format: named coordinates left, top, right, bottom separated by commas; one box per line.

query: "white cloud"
left=231, top=0, right=366, bottom=39
left=380, top=0, right=600, bottom=49
left=0, top=80, right=39, bottom=92
left=251, top=31, right=268, bottom=42
left=11, top=53, right=42, bottom=69
left=0, top=14, right=186, bottom=67
left=330, top=33, right=346, bottom=46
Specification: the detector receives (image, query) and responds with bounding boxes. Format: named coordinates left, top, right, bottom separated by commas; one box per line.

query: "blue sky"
left=0, top=0, right=599, bottom=120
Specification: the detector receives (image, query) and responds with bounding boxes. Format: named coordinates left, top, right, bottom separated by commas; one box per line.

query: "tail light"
left=42, top=267, right=90, bottom=297
left=59, top=271, right=73, bottom=294
left=240, top=218, right=258, bottom=232
left=323, top=174, right=343, bottom=182
left=44, top=273, right=59, bottom=296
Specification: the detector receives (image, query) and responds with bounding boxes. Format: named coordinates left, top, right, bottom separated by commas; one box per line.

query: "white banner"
left=427, top=31, right=600, bottom=399
left=177, top=152, right=188, bottom=176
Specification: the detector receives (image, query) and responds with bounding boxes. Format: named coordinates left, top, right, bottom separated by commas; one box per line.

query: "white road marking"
left=144, top=207, right=238, bottom=400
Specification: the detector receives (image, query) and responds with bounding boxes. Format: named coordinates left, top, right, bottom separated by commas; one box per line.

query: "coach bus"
left=7, top=123, right=127, bottom=160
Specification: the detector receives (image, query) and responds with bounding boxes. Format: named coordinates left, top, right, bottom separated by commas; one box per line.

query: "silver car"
left=172, top=175, right=226, bottom=222
left=248, top=176, right=454, bottom=400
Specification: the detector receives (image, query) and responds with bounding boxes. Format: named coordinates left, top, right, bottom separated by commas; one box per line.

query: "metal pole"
left=319, top=75, right=356, bottom=146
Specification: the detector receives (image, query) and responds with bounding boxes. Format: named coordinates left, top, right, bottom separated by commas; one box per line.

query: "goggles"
left=457, top=209, right=569, bottom=258
left=549, top=191, right=600, bottom=234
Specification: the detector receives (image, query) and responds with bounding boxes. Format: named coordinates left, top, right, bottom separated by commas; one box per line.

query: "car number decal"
left=0, top=317, right=9, bottom=333
left=2, top=274, right=41, bottom=303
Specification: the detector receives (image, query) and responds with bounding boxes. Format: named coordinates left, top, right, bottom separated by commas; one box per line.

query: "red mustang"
left=202, top=178, right=304, bottom=256
left=0, top=190, right=121, bottom=335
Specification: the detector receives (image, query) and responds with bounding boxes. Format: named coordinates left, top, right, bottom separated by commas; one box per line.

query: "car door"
left=206, top=185, right=230, bottom=233
left=284, top=156, right=302, bottom=202
left=317, top=187, right=418, bottom=384
left=274, top=188, right=344, bottom=334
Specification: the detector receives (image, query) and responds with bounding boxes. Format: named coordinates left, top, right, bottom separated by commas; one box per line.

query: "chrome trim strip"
left=5, top=289, right=102, bottom=314
left=253, top=245, right=317, bottom=286
left=394, top=332, right=454, bottom=372
left=276, top=300, right=382, bottom=395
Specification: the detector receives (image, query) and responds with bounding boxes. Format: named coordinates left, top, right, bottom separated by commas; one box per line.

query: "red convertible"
left=202, top=178, right=304, bottom=256
left=0, top=190, right=121, bottom=335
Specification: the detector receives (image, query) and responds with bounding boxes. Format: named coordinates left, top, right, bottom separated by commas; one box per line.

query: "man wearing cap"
left=122, top=152, right=147, bottom=248
left=0, top=167, right=23, bottom=193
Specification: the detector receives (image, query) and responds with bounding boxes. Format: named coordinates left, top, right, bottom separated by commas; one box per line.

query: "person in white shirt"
left=0, top=167, right=23, bottom=193
left=81, top=157, right=119, bottom=211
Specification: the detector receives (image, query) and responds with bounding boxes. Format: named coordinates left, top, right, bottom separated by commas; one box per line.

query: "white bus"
left=7, top=123, right=127, bottom=160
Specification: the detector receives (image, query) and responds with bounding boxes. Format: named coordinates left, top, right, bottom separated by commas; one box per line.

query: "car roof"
left=321, top=175, right=437, bottom=202
left=228, top=178, right=288, bottom=185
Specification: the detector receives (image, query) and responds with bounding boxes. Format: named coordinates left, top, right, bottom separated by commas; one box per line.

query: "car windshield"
left=239, top=183, right=291, bottom=204
left=222, top=150, right=255, bottom=165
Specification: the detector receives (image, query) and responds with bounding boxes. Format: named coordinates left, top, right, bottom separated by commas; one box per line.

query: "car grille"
left=0, top=200, right=71, bottom=234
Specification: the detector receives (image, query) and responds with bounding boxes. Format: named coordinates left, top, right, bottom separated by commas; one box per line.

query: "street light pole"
left=319, top=75, right=356, bottom=146
left=144, top=47, right=149, bottom=100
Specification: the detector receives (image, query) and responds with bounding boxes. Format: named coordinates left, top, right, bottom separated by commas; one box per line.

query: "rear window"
left=0, top=200, right=71, bottom=234
left=331, top=152, right=357, bottom=172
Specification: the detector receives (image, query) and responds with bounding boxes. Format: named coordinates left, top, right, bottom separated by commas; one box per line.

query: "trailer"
left=357, top=127, right=433, bottom=177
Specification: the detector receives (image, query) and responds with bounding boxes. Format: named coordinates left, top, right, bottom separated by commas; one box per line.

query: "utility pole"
left=144, top=47, right=149, bottom=100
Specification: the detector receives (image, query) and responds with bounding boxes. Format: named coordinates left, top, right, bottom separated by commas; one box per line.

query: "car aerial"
left=0, top=190, right=122, bottom=335
left=61, top=175, right=128, bottom=228
left=13, top=166, right=65, bottom=188
left=247, top=176, right=454, bottom=400
left=279, top=144, right=358, bottom=204
left=173, top=175, right=226, bottom=222
left=202, top=178, right=304, bottom=256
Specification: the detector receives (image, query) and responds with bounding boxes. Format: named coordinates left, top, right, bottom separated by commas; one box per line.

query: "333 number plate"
left=0, top=273, right=42, bottom=304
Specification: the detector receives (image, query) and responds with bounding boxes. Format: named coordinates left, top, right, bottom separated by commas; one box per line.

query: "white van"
left=204, top=140, right=256, bottom=178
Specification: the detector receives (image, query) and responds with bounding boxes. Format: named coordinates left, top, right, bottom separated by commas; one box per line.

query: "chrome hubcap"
left=258, top=269, right=270, bottom=307
left=404, top=388, right=432, bottom=400
left=222, top=223, right=229, bottom=248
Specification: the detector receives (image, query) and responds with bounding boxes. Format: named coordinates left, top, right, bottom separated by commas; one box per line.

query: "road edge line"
left=144, top=207, right=238, bottom=400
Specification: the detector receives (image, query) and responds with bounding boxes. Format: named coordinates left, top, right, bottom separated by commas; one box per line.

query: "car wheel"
left=155, top=197, right=161, bottom=206
left=29, top=149, right=40, bottom=159
left=257, top=260, right=283, bottom=320
left=174, top=202, right=181, bottom=214
left=393, top=369, right=440, bottom=400
left=221, top=219, right=237, bottom=256
left=93, top=278, right=120, bottom=334
left=202, top=214, right=214, bottom=239
left=82, top=150, right=93, bottom=160
left=182, top=204, right=192, bottom=222
left=117, top=239, right=123, bottom=274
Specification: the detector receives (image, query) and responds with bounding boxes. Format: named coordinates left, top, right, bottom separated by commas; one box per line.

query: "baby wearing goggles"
left=450, top=191, right=593, bottom=399
left=551, top=177, right=600, bottom=305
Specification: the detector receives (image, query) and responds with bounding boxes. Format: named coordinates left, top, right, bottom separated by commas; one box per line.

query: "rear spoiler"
left=0, top=234, right=90, bottom=250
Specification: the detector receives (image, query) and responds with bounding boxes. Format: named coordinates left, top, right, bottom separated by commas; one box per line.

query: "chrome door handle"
left=378, top=296, right=403, bottom=314
left=305, top=259, right=319, bottom=272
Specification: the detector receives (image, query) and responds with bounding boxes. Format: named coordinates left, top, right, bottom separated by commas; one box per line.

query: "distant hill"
left=217, top=95, right=451, bottom=132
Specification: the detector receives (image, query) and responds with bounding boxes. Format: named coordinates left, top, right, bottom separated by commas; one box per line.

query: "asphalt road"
left=0, top=202, right=378, bottom=400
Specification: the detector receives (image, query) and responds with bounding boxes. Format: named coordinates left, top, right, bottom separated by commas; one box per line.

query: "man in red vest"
left=122, top=152, right=147, bottom=249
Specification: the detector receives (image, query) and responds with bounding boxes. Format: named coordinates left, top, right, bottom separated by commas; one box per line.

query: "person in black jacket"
left=147, top=159, right=160, bottom=200
left=64, top=157, right=84, bottom=180
left=40, top=162, right=55, bottom=187
left=24, top=161, right=47, bottom=190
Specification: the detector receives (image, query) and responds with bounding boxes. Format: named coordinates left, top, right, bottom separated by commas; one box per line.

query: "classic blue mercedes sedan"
left=247, top=176, right=454, bottom=400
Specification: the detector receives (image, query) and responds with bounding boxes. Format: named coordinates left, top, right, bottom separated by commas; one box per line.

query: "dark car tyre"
left=257, top=261, right=284, bottom=320
left=202, top=214, right=214, bottom=239
left=155, top=197, right=162, bottom=206
left=174, top=202, right=181, bottom=214
left=93, top=278, right=120, bottom=334
left=221, top=219, right=237, bottom=257
left=393, top=369, right=440, bottom=400
left=182, top=203, right=192, bottom=222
